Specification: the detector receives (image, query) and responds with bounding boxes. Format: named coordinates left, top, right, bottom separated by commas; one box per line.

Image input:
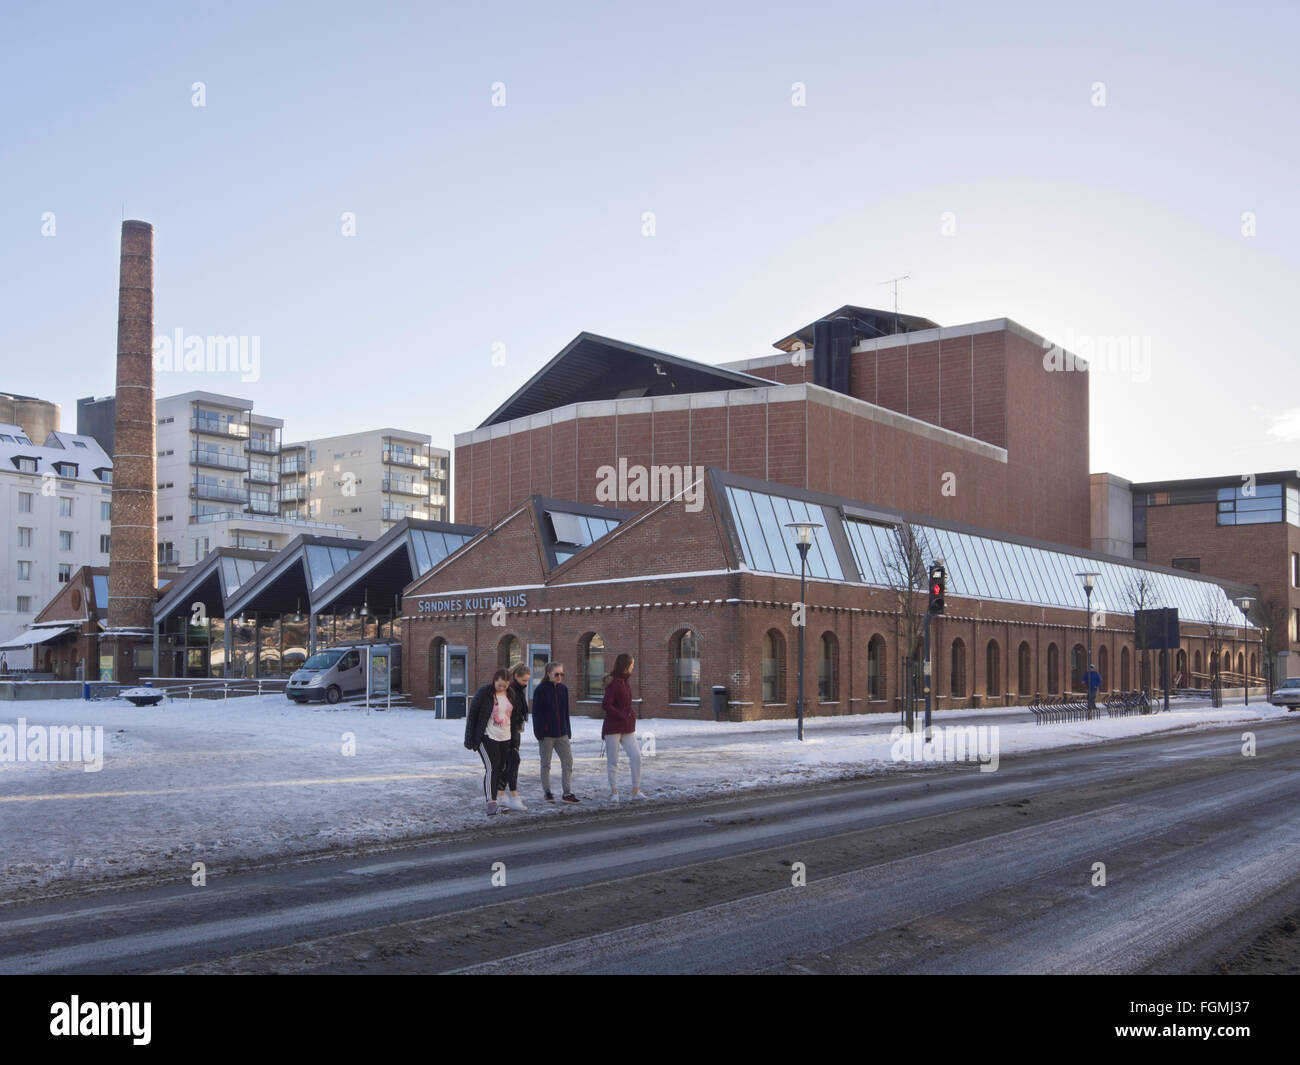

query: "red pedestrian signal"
left=928, top=562, right=946, bottom=615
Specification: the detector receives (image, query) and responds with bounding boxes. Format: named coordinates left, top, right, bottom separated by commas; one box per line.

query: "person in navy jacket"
left=532, top=661, right=579, bottom=803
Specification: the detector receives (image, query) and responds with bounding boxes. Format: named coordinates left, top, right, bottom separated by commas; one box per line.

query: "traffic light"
left=928, top=562, right=946, bottom=615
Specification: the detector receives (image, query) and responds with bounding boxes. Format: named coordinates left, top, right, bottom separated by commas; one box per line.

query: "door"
left=526, top=643, right=550, bottom=700
left=338, top=649, right=363, bottom=694
left=443, top=645, right=468, bottom=718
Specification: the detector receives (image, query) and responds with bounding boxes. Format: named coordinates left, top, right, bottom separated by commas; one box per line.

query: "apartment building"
left=155, top=392, right=356, bottom=566
left=0, top=423, right=113, bottom=665
left=281, top=429, right=450, bottom=541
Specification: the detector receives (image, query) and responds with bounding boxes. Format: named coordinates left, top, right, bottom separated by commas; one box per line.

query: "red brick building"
left=403, top=470, right=1255, bottom=719
left=454, top=313, right=1090, bottom=549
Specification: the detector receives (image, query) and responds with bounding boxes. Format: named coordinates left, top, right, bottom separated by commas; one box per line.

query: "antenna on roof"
left=880, top=274, right=911, bottom=333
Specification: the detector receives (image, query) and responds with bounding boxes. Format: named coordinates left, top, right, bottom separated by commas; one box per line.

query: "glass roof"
left=722, top=484, right=1248, bottom=626
left=548, top=512, right=623, bottom=564
left=220, top=556, right=267, bottom=595
left=410, top=529, right=475, bottom=575
left=724, top=487, right=843, bottom=580
left=305, top=544, right=364, bottom=588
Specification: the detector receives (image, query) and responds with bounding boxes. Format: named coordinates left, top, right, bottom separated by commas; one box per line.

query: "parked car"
left=1268, top=677, right=1300, bottom=710
left=286, top=647, right=364, bottom=704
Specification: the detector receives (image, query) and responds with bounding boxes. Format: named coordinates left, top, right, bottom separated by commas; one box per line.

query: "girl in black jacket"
left=465, top=669, right=514, bottom=816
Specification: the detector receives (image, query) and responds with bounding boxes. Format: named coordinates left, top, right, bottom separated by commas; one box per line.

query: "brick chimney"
left=106, top=220, right=157, bottom=636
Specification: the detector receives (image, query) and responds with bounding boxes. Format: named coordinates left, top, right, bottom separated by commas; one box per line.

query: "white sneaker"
left=504, top=794, right=528, bottom=812
left=630, top=790, right=649, bottom=801
left=608, top=791, right=620, bottom=803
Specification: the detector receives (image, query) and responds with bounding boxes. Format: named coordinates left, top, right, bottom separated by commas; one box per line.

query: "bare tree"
left=1202, top=587, right=1236, bottom=708
left=1248, top=596, right=1287, bottom=693
left=880, top=523, right=928, bottom=727
left=1122, top=573, right=1162, bottom=697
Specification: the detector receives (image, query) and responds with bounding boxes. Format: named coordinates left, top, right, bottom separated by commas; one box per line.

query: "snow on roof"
left=0, top=424, right=112, bottom=484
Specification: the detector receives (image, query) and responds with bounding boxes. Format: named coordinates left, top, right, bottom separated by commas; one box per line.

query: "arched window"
left=1018, top=641, right=1032, bottom=695
left=498, top=635, right=522, bottom=670
left=1237, top=652, right=1245, bottom=676
left=818, top=632, right=839, bottom=702
left=1098, top=645, right=1110, bottom=691
left=1047, top=643, right=1060, bottom=694
left=428, top=636, right=446, bottom=696
left=1250, top=652, right=1258, bottom=677
left=1194, top=649, right=1202, bottom=677
left=762, top=630, right=786, bottom=704
left=950, top=638, right=966, bottom=698
left=579, top=632, right=605, bottom=700
left=672, top=628, right=701, bottom=702
left=1120, top=646, right=1131, bottom=691
left=1070, top=643, right=1086, bottom=692
left=985, top=640, right=1000, bottom=697
left=867, top=634, right=887, bottom=701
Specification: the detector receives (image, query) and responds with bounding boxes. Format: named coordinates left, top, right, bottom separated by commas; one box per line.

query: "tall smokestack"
left=107, top=220, right=157, bottom=634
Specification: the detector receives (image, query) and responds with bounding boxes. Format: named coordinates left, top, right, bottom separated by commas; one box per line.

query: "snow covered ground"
left=0, top=693, right=1291, bottom=901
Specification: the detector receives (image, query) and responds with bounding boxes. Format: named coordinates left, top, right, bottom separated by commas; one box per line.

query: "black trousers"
left=478, top=738, right=511, bottom=799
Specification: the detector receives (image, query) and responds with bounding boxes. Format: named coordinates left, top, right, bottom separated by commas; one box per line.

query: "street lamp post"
left=786, top=521, right=822, bottom=743
left=1076, top=572, right=1100, bottom=717
left=1236, top=596, right=1255, bottom=706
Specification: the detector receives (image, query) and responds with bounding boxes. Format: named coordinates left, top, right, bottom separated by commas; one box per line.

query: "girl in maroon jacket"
left=601, top=653, right=645, bottom=801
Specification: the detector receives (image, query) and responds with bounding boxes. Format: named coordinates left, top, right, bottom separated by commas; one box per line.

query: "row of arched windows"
left=429, top=629, right=1255, bottom=706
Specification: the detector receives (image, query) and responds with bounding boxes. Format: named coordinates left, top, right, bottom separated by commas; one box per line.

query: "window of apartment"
left=0, top=433, right=13, bottom=443
left=17, top=527, right=32, bottom=547
left=309, top=450, right=316, bottom=463
left=57, top=564, right=72, bottom=583
left=97, top=469, right=112, bottom=484
left=18, top=492, right=32, bottom=513
left=1293, top=552, right=1299, bottom=588
left=17, top=561, right=31, bottom=581
left=54, top=462, right=77, bottom=478
left=1293, top=608, right=1300, bottom=644
left=73, top=440, right=87, bottom=448
left=101, top=501, right=111, bottom=520
left=58, top=531, right=73, bottom=551
left=59, top=497, right=73, bottom=517
left=16, top=596, right=31, bottom=612
left=1171, top=557, right=1200, bottom=572
left=15, top=456, right=37, bottom=473
left=99, top=534, right=111, bottom=553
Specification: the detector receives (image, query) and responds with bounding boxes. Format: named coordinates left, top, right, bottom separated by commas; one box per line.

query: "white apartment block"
left=0, top=423, right=113, bottom=665
left=155, top=392, right=356, bottom=566
left=281, top=429, right=449, bottom=541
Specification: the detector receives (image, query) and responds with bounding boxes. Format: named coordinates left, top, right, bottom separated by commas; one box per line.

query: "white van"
left=286, top=646, right=366, bottom=704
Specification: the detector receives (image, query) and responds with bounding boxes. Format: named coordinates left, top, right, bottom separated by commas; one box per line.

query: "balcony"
left=383, top=505, right=429, bottom=523
left=158, top=549, right=181, bottom=566
left=280, top=459, right=306, bottom=476
left=245, top=499, right=278, bottom=516
left=191, top=417, right=248, bottom=438
left=382, top=477, right=427, bottom=497
left=191, top=450, right=248, bottom=472
left=247, top=438, right=280, bottom=455
left=191, top=483, right=247, bottom=503
left=246, top=468, right=277, bottom=485
left=383, top=449, right=428, bottom=469
left=280, top=484, right=306, bottom=503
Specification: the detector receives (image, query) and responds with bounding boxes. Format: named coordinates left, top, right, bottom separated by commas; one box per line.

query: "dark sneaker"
left=485, top=800, right=498, bottom=816
left=544, top=791, right=555, bottom=802
left=562, top=793, right=580, bottom=804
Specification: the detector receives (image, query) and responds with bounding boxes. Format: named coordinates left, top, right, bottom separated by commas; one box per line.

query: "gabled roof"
left=153, top=547, right=276, bottom=622
left=311, top=517, right=482, bottom=615
left=478, top=332, right=770, bottom=428
left=223, top=534, right=369, bottom=619
left=772, top=305, right=939, bottom=352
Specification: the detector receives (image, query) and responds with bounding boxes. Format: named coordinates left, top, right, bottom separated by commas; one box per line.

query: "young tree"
left=1201, top=587, right=1236, bottom=708
left=881, top=522, right=928, bottom=728
left=1248, top=596, right=1287, bottom=693
left=1123, top=573, right=1162, bottom=697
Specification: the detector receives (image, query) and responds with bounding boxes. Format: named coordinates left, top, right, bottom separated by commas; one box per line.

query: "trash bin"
left=711, top=685, right=728, bottom=721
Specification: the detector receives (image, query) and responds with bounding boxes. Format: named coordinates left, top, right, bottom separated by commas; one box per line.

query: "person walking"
left=533, top=661, right=579, bottom=804
left=601, top=653, right=645, bottom=802
left=502, top=664, right=531, bottom=811
left=464, top=669, right=515, bottom=816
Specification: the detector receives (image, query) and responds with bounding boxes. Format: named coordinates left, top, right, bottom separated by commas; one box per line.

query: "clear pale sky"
left=2, top=0, right=1296, bottom=484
